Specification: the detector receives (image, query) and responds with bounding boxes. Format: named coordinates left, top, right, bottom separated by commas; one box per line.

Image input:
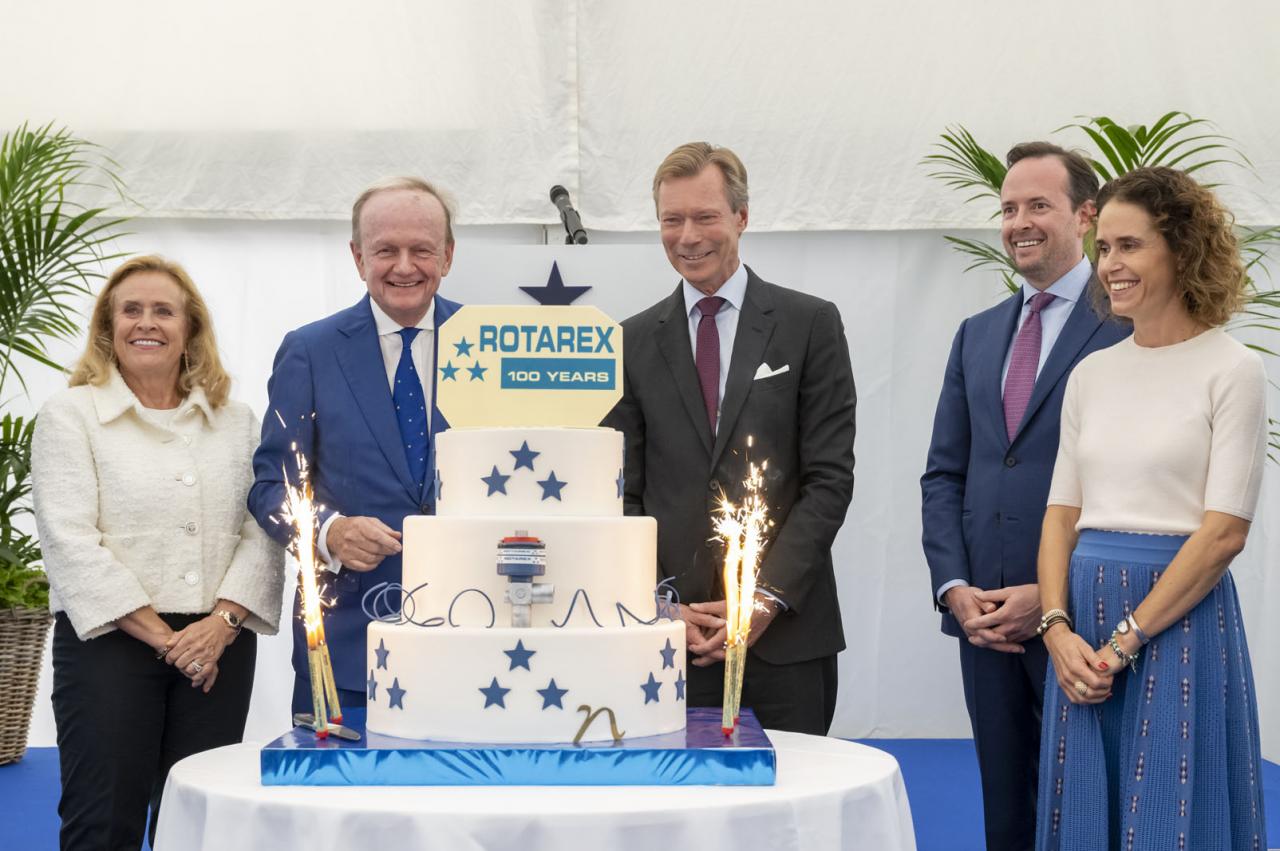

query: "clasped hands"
left=680, top=596, right=780, bottom=668
left=945, top=583, right=1042, bottom=654
left=157, top=612, right=240, bottom=693
left=1043, top=624, right=1142, bottom=705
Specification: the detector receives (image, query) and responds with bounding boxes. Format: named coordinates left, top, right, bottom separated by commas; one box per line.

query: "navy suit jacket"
left=921, top=284, right=1129, bottom=638
left=249, top=294, right=462, bottom=689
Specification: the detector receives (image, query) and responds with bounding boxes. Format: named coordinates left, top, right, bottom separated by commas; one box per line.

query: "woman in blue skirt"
left=1034, top=167, right=1268, bottom=851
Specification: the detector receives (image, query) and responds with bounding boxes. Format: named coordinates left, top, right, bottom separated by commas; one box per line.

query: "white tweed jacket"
left=31, top=368, right=285, bottom=640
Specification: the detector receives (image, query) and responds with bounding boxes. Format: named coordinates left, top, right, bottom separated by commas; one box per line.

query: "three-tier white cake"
left=365, top=426, right=687, bottom=743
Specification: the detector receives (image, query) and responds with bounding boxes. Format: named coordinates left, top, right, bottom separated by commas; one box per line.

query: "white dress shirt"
left=318, top=298, right=436, bottom=571
left=682, top=262, right=749, bottom=432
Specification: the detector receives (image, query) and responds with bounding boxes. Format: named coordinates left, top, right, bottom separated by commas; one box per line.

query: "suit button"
left=1005, top=456, right=1017, bottom=468
left=708, top=479, right=720, bottom=493
left=421, top=504, right=431, bottom=513
left=183, top=571, right=199, bottom=586
left=184, top=521, right=199, bottom=535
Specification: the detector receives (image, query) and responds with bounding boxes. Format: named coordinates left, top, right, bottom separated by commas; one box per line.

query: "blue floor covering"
left=2, top=742, right=1276, bottom=850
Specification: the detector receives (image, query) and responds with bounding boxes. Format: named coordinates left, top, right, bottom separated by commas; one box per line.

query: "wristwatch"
left=1115, top=615, right=1148, bottom=646
left=213, top=609, right=243, bottom=634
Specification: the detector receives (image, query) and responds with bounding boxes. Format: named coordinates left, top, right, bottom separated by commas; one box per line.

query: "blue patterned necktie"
left=393, top=327, right=428, bottom=495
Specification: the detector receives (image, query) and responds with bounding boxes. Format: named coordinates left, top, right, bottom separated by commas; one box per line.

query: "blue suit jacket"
left=249, top=294, right=462, bottom=689
left=921, top=285, right=1129, bottom=637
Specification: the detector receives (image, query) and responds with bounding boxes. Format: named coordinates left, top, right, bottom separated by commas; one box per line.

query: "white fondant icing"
left=435, top=427, right=623, bottom=517
left=366, top=622, right=687, bottom=743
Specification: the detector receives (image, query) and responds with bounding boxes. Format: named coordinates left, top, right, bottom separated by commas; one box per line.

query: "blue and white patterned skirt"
left=1036, top=530, right=1268, bottom=851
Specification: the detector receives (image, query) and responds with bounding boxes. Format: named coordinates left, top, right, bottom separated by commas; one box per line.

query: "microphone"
left=549, top=185, right=589, bottom=245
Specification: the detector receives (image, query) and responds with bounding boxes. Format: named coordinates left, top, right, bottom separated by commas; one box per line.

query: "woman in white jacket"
left=32, top=255, right=284, bottom=850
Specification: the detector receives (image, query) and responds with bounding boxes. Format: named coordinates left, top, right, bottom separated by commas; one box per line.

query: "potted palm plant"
left=923, top=112, right=1280, bottom=460
left=0, top=122, right=128, bottom=764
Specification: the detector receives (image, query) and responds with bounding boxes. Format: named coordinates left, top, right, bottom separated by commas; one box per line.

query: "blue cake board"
left=261, top=707, right=775, bottom=786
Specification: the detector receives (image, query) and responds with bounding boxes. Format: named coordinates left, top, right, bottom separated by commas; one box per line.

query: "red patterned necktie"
left=695, top=296, right=726, bottom=433
left=1003, top=291, right=1056, bottom=441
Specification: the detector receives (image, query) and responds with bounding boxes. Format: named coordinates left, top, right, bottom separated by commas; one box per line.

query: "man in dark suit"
left=249, top=177, right=462, bottom=714
left=605, top=142, right=856, bottom=735
left=921, top=142, right=1129, bottom=850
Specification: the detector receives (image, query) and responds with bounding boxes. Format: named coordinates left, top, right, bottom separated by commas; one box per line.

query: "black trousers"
left=685, top=651, right=838, bottom=735
left=957, top=635, right=1049, bottom=851
left=52, top=612, right=256, bottom=851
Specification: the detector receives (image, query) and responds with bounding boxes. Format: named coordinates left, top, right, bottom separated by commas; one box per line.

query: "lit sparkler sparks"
left=281, top=444, right=343, bottom=738
left=713, top=438, right=771, bottom=735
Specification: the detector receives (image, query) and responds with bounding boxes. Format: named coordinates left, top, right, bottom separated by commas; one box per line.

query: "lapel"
left=711, top=270, right=776, bottom=470
left=334, top=295, right=419, bottom=500
left=984, top=290, right=1025, bottom=448
left=423, top=296, right=462, bottom=508
left=655, top=283, right=715, bottom=456
left=1013, top=281, right=1104, bottom=442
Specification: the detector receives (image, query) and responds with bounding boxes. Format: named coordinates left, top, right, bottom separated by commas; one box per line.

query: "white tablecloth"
left=154, top=732, right=916, bottom=851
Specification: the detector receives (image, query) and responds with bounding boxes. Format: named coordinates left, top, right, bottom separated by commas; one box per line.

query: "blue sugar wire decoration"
left=617, top=579, right=682, bottom=625
left=448, top=588, right=497, bottom=628
left=363, top=582, right=498, bottom=628
left=551, top=588, right=604, bottom=628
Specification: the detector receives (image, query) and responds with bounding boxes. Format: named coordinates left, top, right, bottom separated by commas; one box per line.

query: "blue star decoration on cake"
left=374, top=638, right=390, bottom=669
left=510, top=441, right=540, bottom=471
left=641, top=672, right=662, bottom=704
left=367, top=669, right=378, bottom=701
left=675, top=670, right=686, bottom=701
left=387, top=677, right=406, bottom=710
left=520, top=261, right=592, bottom=306
left=482, top=465, right=510, bottom=496
left=537, top=678, right=568, bottom=710
left=468, top=362, right=488, bottom=382
left=659, top=638, right=677, bottom=669
left=439, top=361, right=459, bottom=381
left=537, top=471, right=567, bottom=501
left=504, top=639, right=536, bottom=671
left=480, top=677, right=511, bottom=709
left=453, top=337, right=474, bottom=357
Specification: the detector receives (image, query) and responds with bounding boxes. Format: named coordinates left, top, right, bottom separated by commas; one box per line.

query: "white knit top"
left=32, top=368, right=285, bottom=639
left=1047, top=328, right=1268, bottom=534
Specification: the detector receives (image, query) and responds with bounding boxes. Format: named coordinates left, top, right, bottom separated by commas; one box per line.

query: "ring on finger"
left=1073, top=679, right=1088, bottom=696
left=189, top=661, right=204, bottom=674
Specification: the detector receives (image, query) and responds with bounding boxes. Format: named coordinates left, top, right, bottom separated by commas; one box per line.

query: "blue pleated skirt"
left=1036, top=530, right=1268, bottom=851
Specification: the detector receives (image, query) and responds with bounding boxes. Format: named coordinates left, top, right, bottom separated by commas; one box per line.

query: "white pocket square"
left=753, top=363, right=790, bottom=380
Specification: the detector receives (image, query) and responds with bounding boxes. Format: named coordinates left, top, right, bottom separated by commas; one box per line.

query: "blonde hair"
left=69, top=255, right=232, bottom=408
left=652, top=142, right=749, bottom=214
left=351, top=176, right=456, bottom=246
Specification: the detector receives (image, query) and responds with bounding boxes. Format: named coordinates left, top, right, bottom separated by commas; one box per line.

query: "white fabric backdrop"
left=2, top=0, right=1278, bottom=227
left=17, top=221, right=1280, bottom=762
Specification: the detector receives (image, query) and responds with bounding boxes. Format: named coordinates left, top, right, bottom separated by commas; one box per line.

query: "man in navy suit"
left=921, top=143, right=1128, bottom=851
left=250, top=177, right=462, bottom=713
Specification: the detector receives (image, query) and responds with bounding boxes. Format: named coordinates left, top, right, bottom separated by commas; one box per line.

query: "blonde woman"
left=32, top=255, right=283, bottom=850
left=1035, top=169, right=1268, bottom=850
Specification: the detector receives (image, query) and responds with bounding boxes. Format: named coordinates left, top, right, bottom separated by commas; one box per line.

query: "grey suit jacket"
left=604, top=268, right=856, bottom=664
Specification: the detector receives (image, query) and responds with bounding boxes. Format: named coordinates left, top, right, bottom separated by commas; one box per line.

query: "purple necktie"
left=695, top=296, right=726, bottom=432
left=1003, top=291, right=1056, bottom=441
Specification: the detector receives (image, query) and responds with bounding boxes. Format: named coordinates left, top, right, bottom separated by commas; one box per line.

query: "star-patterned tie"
left=1003, top=291, right=1056, bottom=441
left=394, top=327, right=429, bottom=495
left=695, top=296, right=726, bottom=433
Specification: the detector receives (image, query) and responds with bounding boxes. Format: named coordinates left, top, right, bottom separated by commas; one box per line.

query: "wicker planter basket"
left=0, top=606, right=53, bottom=765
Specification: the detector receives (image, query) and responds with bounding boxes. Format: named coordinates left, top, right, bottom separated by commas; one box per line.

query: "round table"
left=154, top=732, right=916, bottom=851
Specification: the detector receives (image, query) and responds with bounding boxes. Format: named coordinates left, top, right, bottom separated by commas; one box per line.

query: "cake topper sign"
left=436, top=305, right=623, bottom=427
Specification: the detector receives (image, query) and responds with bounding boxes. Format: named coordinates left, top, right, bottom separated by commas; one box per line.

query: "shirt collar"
left=1018, top=255, right=1092, bottom=306
left=682, top=261, right=749, bottom=317
left=369, top=296, right=436, bottom=336
left=91, top=364, right=214, bottom=426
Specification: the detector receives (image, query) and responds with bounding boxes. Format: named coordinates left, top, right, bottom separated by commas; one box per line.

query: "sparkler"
left=713, top=438, right=771, bottom=735
left=281, top=446, right=342, bottom=738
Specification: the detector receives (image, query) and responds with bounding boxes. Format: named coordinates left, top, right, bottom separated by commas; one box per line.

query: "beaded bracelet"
left=1107, top=631, right=1140, bottom=672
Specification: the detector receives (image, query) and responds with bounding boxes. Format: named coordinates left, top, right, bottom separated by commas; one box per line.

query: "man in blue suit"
left=921, top=143, right=1128, bottom=851
left=250, top=177, right=462, bottom=713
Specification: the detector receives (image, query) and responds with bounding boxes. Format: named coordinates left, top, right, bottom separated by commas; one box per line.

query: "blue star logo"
left=675, top=670, right=686, bottom=701
left=453, top=337, right=474, bottom=358
left=510, top=441, right=540, bottom=471
left=374, top=638, right=390, bottom=669
left=468, top=362, right=488, bottom=382
left=616, top=468, right=625, bottom=499
left=479, top=677, right=511, bottom=709
left=367, top=669, right=378, bottom=701
left=659, top=638, right=677, bottom=669
left=503, top=639, right=536, bottom=671
left=537, top=678, right=568, bottom=710
left=387, top=677, right=406, bottom=710
left=640, top=672, right=662, bottom=704
left=481, top=465, right=511, bottom=496
left=440, top=361, right=459, bottom=381
left=520, top=261, right=592, bottom=306
left=537, top=471, right=567, bottom=501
